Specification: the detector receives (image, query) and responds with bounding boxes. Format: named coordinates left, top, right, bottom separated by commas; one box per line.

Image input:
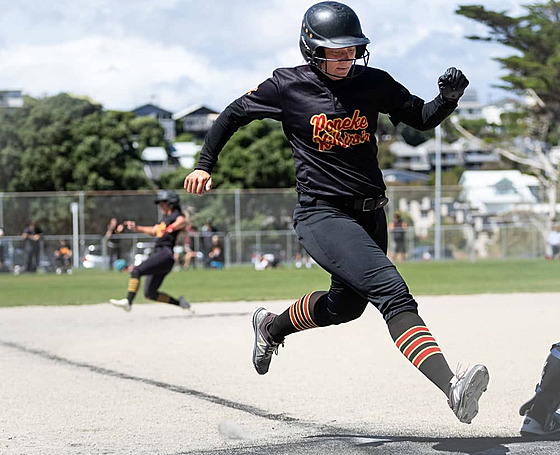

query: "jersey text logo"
left=309, top=110, right=370, bottom=151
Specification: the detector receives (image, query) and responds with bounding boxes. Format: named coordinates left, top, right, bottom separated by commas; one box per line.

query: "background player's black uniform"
left=134, top=209, right=182, bottom=300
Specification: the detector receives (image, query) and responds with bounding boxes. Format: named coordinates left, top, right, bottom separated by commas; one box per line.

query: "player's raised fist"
left=438, top=67, right=469, bottom=102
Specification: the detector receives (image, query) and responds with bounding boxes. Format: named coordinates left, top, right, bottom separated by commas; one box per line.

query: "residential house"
left=141, top=146, right=175, bottom=181
left=390, top=137, right=500, bottom=173
left=455, top=89, right=483, bottom=120
left=173, top=104, right=219, bottom=137
left=170, top=141, right=201, bottom=169
left=459, top=170, right=540, bottom=215
left=132, top=103, right=176, bottom=141
left=0, top=90, right=23, bottom=110
left=382, top=169, right=430, bottom=185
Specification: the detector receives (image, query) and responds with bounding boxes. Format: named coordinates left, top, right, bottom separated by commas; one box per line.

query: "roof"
left=173, top=104, right=218, bottom=120
left=459, top=170, right=540, bottom=212
left=170, top=141, right=200, bottom=158
left=132, top=103, right=173, bottom=118
left=141, top=147, right=168, bottom=162
left=382, top=169, right=430, bottom=184
left=459, top=170, right=539, bottom=187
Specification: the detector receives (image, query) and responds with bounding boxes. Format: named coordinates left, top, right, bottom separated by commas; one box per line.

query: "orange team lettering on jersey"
left=309, top=109, right=371, bottom=151
left=155, top=221, right=167, bottom=238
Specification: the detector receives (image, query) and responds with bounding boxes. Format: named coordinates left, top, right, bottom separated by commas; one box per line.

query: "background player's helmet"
left=300, top=1, right=370, bottom=77
left=154, top=189, right=180, bottom=206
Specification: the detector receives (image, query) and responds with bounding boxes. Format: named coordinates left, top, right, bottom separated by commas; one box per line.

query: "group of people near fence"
left=105, top=215, right=225, bottom=272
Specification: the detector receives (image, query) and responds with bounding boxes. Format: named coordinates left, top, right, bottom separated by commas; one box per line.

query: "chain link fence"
left=0, top=187, right=552, bottom=273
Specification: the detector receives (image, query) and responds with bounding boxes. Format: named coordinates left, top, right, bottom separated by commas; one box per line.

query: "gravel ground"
left=1, top=294, right=559, bottom=454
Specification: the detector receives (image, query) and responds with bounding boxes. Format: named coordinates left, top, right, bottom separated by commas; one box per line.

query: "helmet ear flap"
left=356, top=45, right=366, bottom=58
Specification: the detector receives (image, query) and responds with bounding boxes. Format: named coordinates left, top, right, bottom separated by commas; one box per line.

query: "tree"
left=0, top=94, right=158, bottom=191
left=456, top=1, right=560, bottom=240
left=211, top=120, right=295, bottom=189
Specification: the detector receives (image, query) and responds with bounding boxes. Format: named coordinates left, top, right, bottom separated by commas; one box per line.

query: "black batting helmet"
left=300, top=1, right=370, bottom=76
left=154, top=189, right=180, bottom=206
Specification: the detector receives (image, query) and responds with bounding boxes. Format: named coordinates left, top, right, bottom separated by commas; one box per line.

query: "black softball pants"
left=131, top=247, right=174, bottom=300
left=293, top=193, right=418, bottom=323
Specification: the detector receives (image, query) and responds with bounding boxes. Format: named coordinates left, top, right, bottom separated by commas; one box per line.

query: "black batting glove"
left=438, top=67, right=469, bottom=104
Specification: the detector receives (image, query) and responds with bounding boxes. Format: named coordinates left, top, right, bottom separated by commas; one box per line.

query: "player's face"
left=323, top=46, right=356, bottom=80
left=158, top=201, right=171, bottom=213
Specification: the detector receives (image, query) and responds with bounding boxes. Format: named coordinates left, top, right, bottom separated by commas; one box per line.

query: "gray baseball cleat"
left=520, top=411, right=560, bottom=437
left=178, top=296, right=193, bottom=312
left=252, top=307, right=284, bottom=375
left=448, top=364, right=489, bottom=424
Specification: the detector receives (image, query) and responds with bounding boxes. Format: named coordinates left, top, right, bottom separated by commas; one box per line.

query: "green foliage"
left=0, top=94, right=162, bottom=192
left=212, top=120, right=295, bottom=189
left=457, top=1, right=560, bottom=142
left=175, top=132, right=197, bottom=143
left=427, top=166, right=465, bottom=186
left=159, top=166, right=191, bottom=190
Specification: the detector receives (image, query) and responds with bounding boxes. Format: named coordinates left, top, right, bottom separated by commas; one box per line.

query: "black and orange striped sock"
left=268, top=291, right=327, bottom=342
left=126, top=278, right=140, bottom=305
left=388, top=311, right=453, bottom=395
left=156, top=292, right=179, bottom=306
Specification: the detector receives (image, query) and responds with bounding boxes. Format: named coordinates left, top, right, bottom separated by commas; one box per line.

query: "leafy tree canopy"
left=457, top=1, right=560, bottom=142
left=0, top=93, right=162, bottom=191
left=210, top=119, right=295, bottom=189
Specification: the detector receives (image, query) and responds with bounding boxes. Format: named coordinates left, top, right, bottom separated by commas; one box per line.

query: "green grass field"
left=1, top=259, right=560, bottom=307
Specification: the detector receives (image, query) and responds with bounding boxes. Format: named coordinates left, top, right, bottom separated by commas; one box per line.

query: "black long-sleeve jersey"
left=154, top=209, right=183, bottom=250
left=196, top=64, right=456, bottom=198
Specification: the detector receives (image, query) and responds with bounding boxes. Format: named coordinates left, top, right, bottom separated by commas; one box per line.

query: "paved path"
left=1, top=294, right=559, bottom=454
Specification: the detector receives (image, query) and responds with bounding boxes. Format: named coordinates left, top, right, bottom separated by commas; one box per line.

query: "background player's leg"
left=111, top=250, right=170, bottom=311
left=143, top=273, right=180, bottom=306
left=126, top=269, right=141, bottom=304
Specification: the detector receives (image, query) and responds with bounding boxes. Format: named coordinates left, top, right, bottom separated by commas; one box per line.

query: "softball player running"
left=109, top=190, right=191, bottom=312
left=184, top=1, right=488, bottom=424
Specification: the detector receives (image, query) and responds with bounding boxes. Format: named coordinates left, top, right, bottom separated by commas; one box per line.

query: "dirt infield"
left=1, top=294, right=559, bottom=454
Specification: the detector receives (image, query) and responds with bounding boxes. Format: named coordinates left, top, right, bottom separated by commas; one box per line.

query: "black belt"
left=312, top=195, right=389, bottom=212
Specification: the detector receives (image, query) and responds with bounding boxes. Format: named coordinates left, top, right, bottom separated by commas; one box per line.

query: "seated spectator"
left=208, top=234, right=224, bottom=269
left=54, top=240, right=72, bottom=274
left=255, top=253, right=280, bottom=271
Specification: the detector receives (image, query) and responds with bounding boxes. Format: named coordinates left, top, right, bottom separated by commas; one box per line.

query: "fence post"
left=225, top=233, right=231, bottom=268
left=286, top=231, right=292, bottom=263
left=0, top=192, right=4, bottom=230
left=70, top=202, right=80, bottom=269
left=502, top=225, right=507, bottom=259
left=79, top=191, right=85, bottom=265
left=469, top=224, right=477, bottom=262
left=235, top=189, right=241, bottom=264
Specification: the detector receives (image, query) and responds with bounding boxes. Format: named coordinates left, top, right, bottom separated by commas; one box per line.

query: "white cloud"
left=0, top=36, right=268, bottom=110
left=0, top=0, right=531, bottom=111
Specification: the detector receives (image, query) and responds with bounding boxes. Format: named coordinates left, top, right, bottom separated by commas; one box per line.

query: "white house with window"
left=0, top=90, right=23, bottom=109
left=459, top=170, right=540, bottom=215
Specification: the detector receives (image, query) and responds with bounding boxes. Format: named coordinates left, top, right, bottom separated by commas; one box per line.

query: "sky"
left=0, top=0, right=527, bottom=113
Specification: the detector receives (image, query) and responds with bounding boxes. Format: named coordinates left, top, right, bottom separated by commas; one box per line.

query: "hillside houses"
left=130, top=102, right=218, bottom=179
left=390, top=137, right=501, bottom=172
